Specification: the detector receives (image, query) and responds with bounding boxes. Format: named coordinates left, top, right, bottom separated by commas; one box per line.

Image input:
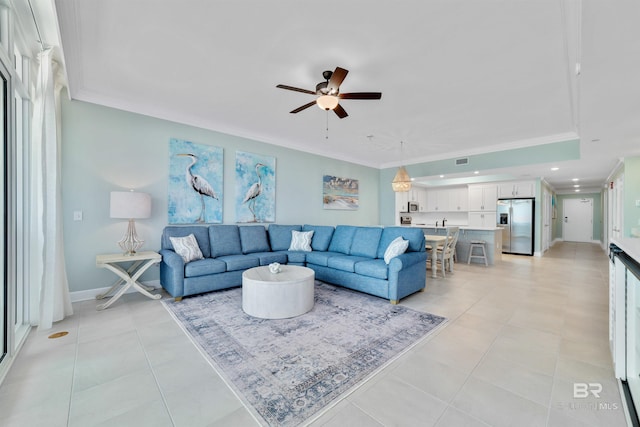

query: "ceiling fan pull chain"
left=326, top=111, right=329, bottom=139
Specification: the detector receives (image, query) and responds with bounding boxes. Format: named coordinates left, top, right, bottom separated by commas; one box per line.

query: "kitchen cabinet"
left=448, top=187, right=469, bottom=211
left=468, top=185, right=497, bottom=211
left=468, top=212, right=495, bottom=228
left=426, top=189, right=449, bottom=212
left=498, top=181, right=535, bottom=198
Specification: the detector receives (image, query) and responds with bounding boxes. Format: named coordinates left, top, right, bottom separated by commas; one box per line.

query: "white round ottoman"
left=242, top=265, right=315, bottom=319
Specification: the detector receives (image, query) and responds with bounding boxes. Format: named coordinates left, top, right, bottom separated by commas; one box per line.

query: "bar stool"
left=467, top=240, right=488, bottom=266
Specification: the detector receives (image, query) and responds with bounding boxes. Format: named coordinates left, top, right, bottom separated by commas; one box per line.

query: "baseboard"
left=70, top=279, right=161, bottom=303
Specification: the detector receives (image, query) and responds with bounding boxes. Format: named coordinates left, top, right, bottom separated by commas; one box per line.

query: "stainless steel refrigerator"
left=496, top=198, right=534, bottom=255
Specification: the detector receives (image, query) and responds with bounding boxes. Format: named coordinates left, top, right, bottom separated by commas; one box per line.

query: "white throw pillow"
left=170, top=234, right=204, bottom=263
left=289, top=230, right=314, bottom=252
left=384, top=236, right=409, bottom=264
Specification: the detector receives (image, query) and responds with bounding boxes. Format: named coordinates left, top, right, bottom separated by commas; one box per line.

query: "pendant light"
left=392, top=141, right=412, bottom=192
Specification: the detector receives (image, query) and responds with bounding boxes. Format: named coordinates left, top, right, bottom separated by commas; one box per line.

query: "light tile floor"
left=0, top=242, right=629, bottom=426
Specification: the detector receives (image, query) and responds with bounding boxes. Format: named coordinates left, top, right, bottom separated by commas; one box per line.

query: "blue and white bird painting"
left=235, top=151, right=275, bottom=223
left=168, top=139, right=223, bottom=224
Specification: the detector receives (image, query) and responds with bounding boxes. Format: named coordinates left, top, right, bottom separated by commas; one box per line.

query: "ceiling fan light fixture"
left=392, top=166, right=412, bottom=192
left=317, top=95, right=339, bottom=110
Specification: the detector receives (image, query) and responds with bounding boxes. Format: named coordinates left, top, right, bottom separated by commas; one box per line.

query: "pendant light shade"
left=392, top=166, right=412, bottom=192
left=392, top=141, right=412, bottom=192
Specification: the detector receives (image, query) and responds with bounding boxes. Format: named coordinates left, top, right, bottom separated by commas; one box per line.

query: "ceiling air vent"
left=455, top=157, right=469, bottom=166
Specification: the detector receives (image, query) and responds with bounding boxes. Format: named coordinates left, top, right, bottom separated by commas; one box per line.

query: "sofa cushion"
left=302, top=225, right=335, bottom=251
left=327, top=255, right=370, bottom=273
left=268, top=224, right=302, bottom=251
left=217, top=254, right=259, bottom=272
left=250, top=251, right=288, bottom=266
left=209, top=225, right=242, bottom=257
left=354, top=259, right=389, bottom=280
left=289, top=230, right=314, bottom=251
left=239, top=225, right=270, bottom=254
left=328, top=225, right=357, bottom=254
left=305, top=251, right=342, bottom=267
left=169, top=234, right=204, bottom=263
left=184, top=258, right=226, bottom=278
left=162, top=226, right=211, bottom=258
left=284, top=251, right=307, bottom=264
left=349, top=227, right=383, bottom=258
left=377, top=227, right=426, bottom=258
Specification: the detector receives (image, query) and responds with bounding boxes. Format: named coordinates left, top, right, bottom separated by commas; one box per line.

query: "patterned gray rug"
left=163, top=282, right=446, bottom=426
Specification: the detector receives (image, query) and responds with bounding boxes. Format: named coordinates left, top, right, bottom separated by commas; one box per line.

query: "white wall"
left=61, top=94, right=380, bottom=292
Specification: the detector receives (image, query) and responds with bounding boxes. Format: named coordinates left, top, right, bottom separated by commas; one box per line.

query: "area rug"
left=162, top=282, right=446, bottom=426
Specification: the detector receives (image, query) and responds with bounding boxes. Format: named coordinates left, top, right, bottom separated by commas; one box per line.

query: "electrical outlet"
left=73, top=210, right=83, bottom=221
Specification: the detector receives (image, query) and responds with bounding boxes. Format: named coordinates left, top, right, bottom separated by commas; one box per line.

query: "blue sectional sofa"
left=159, top=224, right=427, bottom=304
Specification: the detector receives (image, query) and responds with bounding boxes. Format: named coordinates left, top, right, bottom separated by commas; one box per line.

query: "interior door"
left=542, top=190, right=551, bottom=252
left=563, top=198, right=593, bottom=242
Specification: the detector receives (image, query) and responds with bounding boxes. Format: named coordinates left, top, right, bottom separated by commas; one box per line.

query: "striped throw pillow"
left=170, top=234, right=204, bottom=263
left=288, top=230, right=314, bottom=252
left=383, top=236, right=409, bottom=264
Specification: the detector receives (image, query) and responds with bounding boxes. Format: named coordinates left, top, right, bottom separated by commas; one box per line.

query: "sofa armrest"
left=388, top=251, right=427, bottom=273
left=159, top=249, right=185, bottom=298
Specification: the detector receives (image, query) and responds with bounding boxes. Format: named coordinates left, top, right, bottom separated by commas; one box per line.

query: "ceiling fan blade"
left=327, top=67, right=349, bottom=93
left=290, top=100, right=317, bottom=114
left=339, top=92, right=382, bottom=100
left=276, top=84, right=316, bottom=95
left=334, top=103, right=348, bottom=119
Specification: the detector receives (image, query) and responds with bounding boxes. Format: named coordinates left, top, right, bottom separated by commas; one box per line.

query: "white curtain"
left=31, top=48, right=73, bottom=330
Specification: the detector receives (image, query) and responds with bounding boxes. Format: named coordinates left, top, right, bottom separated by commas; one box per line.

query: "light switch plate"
left=636, top=199, right=640, bottom=207
left=73, top=210, right=83, bottom=221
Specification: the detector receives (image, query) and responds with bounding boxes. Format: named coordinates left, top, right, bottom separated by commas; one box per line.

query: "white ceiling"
left=44, top=0, right=640, bottom=193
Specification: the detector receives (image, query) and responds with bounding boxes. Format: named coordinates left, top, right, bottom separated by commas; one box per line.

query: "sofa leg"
left=174, top=296, right=183, bottom=302
left=390, top=299, right=399, bottom=305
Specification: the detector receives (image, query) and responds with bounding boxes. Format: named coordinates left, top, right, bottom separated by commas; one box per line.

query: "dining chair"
left=435, top=226, right=459, bottom=277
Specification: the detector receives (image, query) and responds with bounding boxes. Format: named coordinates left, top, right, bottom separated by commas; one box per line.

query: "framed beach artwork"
left=323, top=175, right=359, bottom=210
left=235, top=151, right=276, bottom=223
left=168, top=138, right=223, bottom=224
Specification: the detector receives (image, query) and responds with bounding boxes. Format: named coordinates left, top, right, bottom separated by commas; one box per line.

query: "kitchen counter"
left=410, top=224, right=502, bottom=231
left=418, top=225, right=502, bottom=265
left=611, top=237, right=640, bottom=263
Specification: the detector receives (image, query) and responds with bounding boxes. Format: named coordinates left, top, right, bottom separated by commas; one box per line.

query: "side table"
left=95, top=251, right=162, bottom=310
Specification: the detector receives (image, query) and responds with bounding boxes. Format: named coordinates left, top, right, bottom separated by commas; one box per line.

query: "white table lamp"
left=110, top=191, right=151, bottom=255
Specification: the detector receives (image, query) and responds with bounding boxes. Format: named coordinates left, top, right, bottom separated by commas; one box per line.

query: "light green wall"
left=61, top=96, right=380, bottom=292
left=624, top=156, right=640, bottom=237
left=555, top=192, right=603, bottom=241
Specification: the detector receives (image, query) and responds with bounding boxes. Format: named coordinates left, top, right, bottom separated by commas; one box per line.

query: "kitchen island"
left=417, top=225, right=502, bottom=265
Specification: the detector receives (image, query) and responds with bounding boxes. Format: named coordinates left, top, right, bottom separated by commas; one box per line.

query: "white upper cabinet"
left=448, top=187, right=469, bottom=211
left=426, top=189, right=447, bottom=212
left=498, top=181, right=535, bottom=198
left=468, top=185, right=497, bottom=211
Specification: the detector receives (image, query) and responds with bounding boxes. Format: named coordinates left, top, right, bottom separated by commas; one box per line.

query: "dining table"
left=424, top=234, right=448, bottom=278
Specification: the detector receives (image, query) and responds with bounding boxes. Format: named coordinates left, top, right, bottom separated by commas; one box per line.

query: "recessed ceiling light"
left=575, top=189, right=581, bottom=192
left=410, top=178, right=415, bottom=181
left=572, top=178, right=579, bottom=182
left=474, top=171, right=479, bottom=174
left=439, top=175, right=444, bottom=178
left=550, top=167, right=559, bottom=171
left=574, top=184, right=580, bottom=188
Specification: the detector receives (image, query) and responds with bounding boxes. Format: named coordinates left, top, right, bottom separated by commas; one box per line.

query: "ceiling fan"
left=276, top=67, right=382, bottom=119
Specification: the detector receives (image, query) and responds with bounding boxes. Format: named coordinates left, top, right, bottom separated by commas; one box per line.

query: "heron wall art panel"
left=235, top=151, right=276, bottom=223
left=323, top=175, right=359, bottom=210
left=168, top=138, right=223, bottom=224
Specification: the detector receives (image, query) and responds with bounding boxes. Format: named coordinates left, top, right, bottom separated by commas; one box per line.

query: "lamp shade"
left=110, top=191, right=152, bottom=219
left=391, top=166, right=412, bottom=192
